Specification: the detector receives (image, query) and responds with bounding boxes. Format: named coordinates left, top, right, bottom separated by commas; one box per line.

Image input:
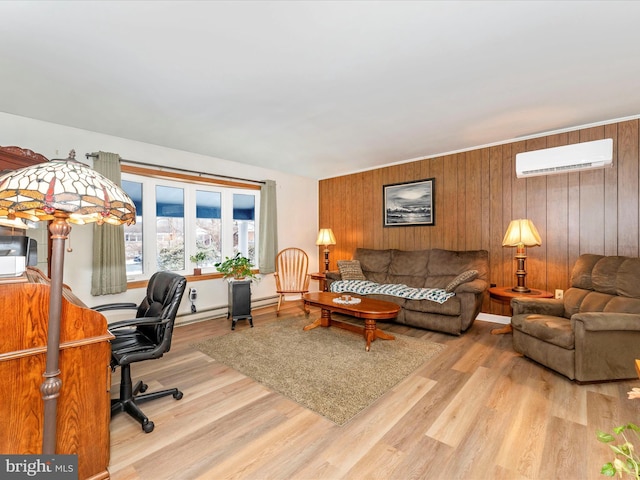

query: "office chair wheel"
left=142, top=420, right=155, bottom=434
left=139, top=383, right=148, bottom=393
left=174, top=391, right=183, bottom=400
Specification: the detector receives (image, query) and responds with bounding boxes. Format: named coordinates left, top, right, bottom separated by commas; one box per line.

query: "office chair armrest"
left=92, top=302, right=138, bottom=312
left=108, top=316, right=170, bottom=331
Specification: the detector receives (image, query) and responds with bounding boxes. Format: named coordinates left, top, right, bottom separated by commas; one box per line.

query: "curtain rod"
left=84, top=153, right=265, bottom=185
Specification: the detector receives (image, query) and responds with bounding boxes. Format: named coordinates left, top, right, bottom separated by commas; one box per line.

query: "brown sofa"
left=511, top=254, right=640, bottom=382
left=326, top=248, right=489, bottom=335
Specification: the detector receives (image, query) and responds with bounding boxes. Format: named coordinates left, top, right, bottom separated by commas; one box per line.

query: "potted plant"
left=214, top=252, right=257, bottom=281
left=189, top=250, right=209, bottom=275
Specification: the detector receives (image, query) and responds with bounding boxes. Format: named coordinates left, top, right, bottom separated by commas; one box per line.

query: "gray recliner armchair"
left=511, top=254, right=640, bottom=382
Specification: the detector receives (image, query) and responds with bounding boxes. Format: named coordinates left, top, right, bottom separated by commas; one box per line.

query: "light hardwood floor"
left=108, top=303, right=640, bottom=480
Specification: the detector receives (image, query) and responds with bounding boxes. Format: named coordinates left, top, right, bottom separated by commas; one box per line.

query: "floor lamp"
left=0, top=150, right=136, bottom=454
left=316, top=228, right=336, bottom=273
left=502, top=218, right=541, bottom=293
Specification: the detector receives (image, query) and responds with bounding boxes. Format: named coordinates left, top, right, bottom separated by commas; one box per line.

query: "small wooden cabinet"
left=227, top=280, right=253, bottom=330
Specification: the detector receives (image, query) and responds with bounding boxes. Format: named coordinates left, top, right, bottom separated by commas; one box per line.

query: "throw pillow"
left=445, top=269, right=479, bottom=292
left=337, top=260, right=366, bottom=280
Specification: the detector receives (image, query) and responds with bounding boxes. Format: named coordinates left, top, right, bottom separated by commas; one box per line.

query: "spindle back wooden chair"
left=274, top=247, right=311, bottom=316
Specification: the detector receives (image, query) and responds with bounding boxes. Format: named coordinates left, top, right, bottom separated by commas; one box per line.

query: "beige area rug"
left=192, top=315, right=445, bottom=425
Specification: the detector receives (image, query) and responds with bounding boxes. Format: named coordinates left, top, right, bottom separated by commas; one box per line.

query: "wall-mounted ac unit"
left=515, top=138, right=613, bottom=178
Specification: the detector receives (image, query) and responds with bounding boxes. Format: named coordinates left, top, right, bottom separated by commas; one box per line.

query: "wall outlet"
left=555, top=289, right=564, bottom=299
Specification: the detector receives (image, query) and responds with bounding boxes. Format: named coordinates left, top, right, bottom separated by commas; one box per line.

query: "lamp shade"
left=0, top=156, right=136, bottom=226
left=502, top=219, right=541, bottom=247
left=316, top=228, right=336, bottom=246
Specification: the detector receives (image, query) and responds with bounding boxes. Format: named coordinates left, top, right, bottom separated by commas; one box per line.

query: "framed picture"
left=383, top=178, right=435, bottom=227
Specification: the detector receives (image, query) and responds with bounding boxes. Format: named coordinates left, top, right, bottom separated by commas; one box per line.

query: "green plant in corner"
left=214, top=252, right=257, bottom=281
left=597, top=423, right=640, bottom=479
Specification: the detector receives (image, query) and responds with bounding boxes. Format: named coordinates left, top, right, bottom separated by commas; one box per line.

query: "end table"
left=310, top=272, right=328, bottom=292
left=489, top=286, right=554, bottom=334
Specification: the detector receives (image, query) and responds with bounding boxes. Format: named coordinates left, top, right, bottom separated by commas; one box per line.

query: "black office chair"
left=93, top=271, right=187, bottom=433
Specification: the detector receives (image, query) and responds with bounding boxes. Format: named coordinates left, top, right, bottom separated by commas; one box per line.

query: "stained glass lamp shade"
left=0, top=151, right=135, bottom=454
left=0, top=155, right=135, bottom=226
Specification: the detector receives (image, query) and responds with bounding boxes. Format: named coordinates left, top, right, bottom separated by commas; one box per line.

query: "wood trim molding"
left=0, top=334, right=115, bottom=362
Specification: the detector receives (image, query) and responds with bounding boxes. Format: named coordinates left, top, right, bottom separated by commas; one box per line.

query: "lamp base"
left=512, top=252, right=530, bottom=294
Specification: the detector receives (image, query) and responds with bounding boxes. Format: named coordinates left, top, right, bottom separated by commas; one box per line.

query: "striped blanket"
left=330, top=280, right=454, bottom=304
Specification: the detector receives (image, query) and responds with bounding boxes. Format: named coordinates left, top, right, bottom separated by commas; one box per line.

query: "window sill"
left=127, top=272, right=225, bottom=289
left=126, top=271, right=259, bottom=289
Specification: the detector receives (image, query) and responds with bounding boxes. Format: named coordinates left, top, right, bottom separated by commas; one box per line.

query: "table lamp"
left=0, top=150, right=135, bottom=454
left=502, top=218, right=541, bottom=293
left=316, top=228, right=336, bottom=273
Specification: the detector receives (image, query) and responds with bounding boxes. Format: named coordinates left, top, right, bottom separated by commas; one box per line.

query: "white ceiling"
left=1, top=1, right=639, bottom=180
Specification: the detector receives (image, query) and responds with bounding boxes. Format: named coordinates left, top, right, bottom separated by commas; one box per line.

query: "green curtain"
left=91, top=151, right=128, bottom=295
left=258, top=180, right=278, bottom=274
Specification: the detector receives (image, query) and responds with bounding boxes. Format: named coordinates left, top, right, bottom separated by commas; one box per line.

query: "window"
left=156, top=185, right=185, bottom=271
left=122, top=170, right=259, bottom=279
left=233, top=193, right=255, bottom=263
left=122, top=180, right=143, bottom=276
left=196, top=190, right=221, bottom=267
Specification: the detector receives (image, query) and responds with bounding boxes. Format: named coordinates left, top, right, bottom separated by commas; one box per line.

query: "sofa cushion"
left=579, top=291, right=617, bottom=313
left=424, top=249, right=489, bottom=289
left=445, top=270, right=479, bottom=292
left=511, top=314, right=575, bottom=349
left=562, top=288, right=590, bottom=318
left=387, top=249, right=430, bottom=288
left=592, top=256, right=627, bottom=295
left=570, top=254, right=603, bottom=290
left=405, top=296, right=461, bottom=316
left=337, top=260, right=366, bottom=280
left=354, top=248, right=392, bottom=284
left=618, top=258, right=640, bottom=298
left=605, top=296, right=640, bottom=314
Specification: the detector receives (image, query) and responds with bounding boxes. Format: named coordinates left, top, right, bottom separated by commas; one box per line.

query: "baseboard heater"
left=176, top=294, right=279, bottom=326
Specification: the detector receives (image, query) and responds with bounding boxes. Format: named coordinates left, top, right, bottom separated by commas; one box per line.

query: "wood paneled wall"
left=318, top=119, right=640, bottom=315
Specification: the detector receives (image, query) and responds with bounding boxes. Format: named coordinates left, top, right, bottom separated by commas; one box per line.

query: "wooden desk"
left=489, top=286, right=554, bottom=335
left=0, top=268, right=113, bottom=479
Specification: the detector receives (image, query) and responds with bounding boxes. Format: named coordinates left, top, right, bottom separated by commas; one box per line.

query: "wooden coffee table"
left=302, top=292, right=401, bottom=351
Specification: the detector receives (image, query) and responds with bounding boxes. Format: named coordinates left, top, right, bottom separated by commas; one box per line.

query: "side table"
left=489, top=286, right=554, bottom=334
left=310, top=272, right=327, bottom=292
